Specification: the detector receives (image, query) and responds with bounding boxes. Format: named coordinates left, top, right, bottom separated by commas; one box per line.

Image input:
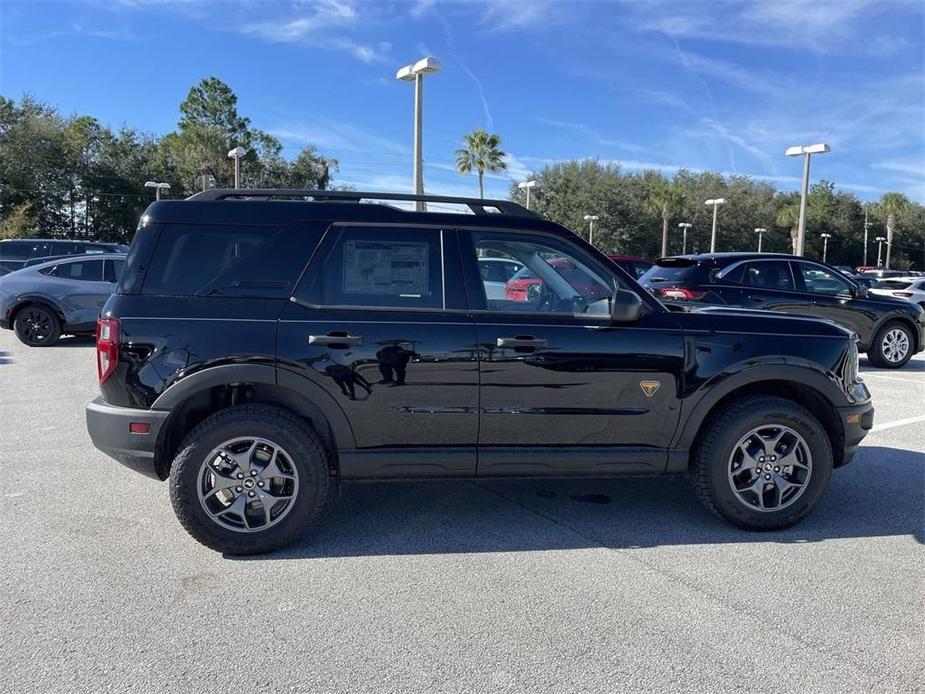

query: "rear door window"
left=142, top=222, right=323, bottom=298
left=639, top=259, right=702, bottom=285
left=743, top=261, right=795, bottom=291
left=0, top=241, right=31, bottom=260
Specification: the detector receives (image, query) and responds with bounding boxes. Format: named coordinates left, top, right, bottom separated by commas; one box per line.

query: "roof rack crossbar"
left=185, top=189, right=536, bottom=217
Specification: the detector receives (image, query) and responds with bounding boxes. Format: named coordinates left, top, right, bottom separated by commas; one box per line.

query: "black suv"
left=86, top=191, right=874, bottom=554
left=640, top=253, right=925, bottom=369
left=0, top=238, right=128, bottom=276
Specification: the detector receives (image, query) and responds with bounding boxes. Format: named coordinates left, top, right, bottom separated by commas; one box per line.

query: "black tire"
left=692, top=395, right=833, bottom=530
left=13, top=303, right=62, bottom=347
left=866, top=320, right=914, bottom=369
left=169, top=404, right=330, bottom=555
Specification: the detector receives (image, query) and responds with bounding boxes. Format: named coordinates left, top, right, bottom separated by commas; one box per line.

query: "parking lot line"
left=868, top=413, right=925, bottom=435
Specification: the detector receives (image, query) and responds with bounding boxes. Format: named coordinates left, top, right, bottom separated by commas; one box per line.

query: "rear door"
left=460, top=228, right=685, bottom=476
left=277, top=224, right=480, bottom=478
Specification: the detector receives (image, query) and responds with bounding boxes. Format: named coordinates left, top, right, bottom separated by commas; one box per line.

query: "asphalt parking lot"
left=0, top=329, right=922, bottom=693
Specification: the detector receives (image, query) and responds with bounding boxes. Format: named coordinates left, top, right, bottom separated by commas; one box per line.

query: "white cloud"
left=271, top=120, right=409, bottom=156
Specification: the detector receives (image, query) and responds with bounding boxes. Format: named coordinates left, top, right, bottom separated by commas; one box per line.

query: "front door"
left=789, top=260, right=875, bottom=344
left=277, top=225, right=479, bottom=478
left=459, top=229, right=685, bottom=476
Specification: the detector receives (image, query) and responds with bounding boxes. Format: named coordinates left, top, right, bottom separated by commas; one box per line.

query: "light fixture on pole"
left=517, top=180, right=541, bottom=210
left=820, top=232, right=832, bottom=262
left=863, top=204, right=872, bottom=267
left=583, top=214, right=599, bottom=246
left=754, top=227, right=768, bottom=253
left=704, top=198, right=726, bottom=253
left=875, top=236, right=886, bottom=267
left=397, top=56, right=442, bottom=212
left=677, top=222, right=692, bottom=255
left=144, top=181, right=170, bottom=201
left=785, top=143, right=830, bottom=256
left=227, top=146, right=247, bottom=189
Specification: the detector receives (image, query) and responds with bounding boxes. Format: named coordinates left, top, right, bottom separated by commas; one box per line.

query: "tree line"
left=454, top=130, right=924, bottom=270
left=2, top=77, right=923, bottom=270
left=0, top=77, right=336, bottom=243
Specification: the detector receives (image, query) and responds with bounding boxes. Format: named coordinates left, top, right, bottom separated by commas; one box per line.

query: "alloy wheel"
left=881, top=328, right=910, bottom=364
left=727, top=425, right=812, bottom=512
left=20, top=309, right=52, bottom=344
left=197, top=437, right=300, bottom=533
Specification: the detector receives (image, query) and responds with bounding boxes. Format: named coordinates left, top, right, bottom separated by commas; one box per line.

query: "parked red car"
left=504, top=255, right=653, bottom=302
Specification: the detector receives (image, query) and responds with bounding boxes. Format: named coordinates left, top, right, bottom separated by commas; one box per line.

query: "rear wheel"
left=169, top=404, right=330, bottom=554
left=13, top=304, right=61, bottom=347
left=692, top=395, right=833, bottom=530
left=867, top=320, right=913, bottom=368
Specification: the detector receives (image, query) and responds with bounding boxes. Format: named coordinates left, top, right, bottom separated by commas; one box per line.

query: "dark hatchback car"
left=0, top=238, right=128, bottom=277
left=639, top=253, right=925, bottom=368
left=86, top=191, right=874, bottom=555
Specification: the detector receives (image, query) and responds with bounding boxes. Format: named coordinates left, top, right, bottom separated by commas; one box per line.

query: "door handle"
left=497, top=336, right=548, bottom=349
left=308, top=332, right=364, bottom=346
left=750, top=295, right=766, bottom=303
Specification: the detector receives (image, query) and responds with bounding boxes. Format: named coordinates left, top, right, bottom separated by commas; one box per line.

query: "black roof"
left=661, top=252, right=801, bottom=263
left=144, top=189, right=569, bottom=235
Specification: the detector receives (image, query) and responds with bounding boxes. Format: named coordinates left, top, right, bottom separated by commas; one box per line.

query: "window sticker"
left=343, top=240, right=429, bottom=297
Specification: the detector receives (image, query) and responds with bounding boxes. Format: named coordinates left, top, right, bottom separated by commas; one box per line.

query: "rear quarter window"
left=639, top=259, right=705, bottom=285
left=139, top=223, right=323, bottom=298
left=141, top=222, right=324, bottom=298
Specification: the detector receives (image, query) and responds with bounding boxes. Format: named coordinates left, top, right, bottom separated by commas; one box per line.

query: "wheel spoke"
left=211, top=493, right=250, bottom=529
left=226, top=440, right=259, bottom=475
left=255, top=489, right=292, bottom=526
left=259, top=449, right=294, bottom=481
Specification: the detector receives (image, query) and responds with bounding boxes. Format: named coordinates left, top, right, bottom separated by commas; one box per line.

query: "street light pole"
left=820, top=232, right=832, bottom=262
left=678, top=222, right=692, bottom=255
left=517, top=180, right=540, bottom=210
left=785, top=143, right=830, bottom=256
left=397, top=57, right=442, bottom=212
left=875, top=236, right=886, bottom=267
left=583, top=214, right=599, bottom=246
left=863, top=205, right=871, bottom=267
left=227, top=146, right=247, bottom=189
left=754, top=227, right=767, bottom=252
left=704, top=198, right=726, bottom=253
left=144, top=181, right=170, bottom=200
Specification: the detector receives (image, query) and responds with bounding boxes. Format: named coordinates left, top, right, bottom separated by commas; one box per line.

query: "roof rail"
left=185, top=189, right=537, bottom=217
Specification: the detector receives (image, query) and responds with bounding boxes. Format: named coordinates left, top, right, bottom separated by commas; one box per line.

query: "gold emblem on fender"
left=640, top=380, right=661, bottom=397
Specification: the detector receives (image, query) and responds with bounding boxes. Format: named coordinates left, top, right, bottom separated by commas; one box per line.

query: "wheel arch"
left=151, top=364, right=355, bottom=480
left=672, top=367, right=848, bottom=473
left=9, top=295, right=67, bottom=327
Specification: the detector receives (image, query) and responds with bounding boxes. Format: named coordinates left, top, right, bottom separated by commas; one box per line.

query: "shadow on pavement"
left=51, top=336, right=97, bottom=348
left=239, top=445, right=924, bottom=561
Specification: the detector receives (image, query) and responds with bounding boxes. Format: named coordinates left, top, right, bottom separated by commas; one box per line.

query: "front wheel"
left=692, top=395, right=833, bottom=530
left=13, top=304, right=61, bottom=346
left=867, top=320, right=913, bottom=368
left=169, top=404, right=330, bottom=554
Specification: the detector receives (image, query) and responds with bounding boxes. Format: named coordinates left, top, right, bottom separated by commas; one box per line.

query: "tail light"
left=97, top=318, right=119, bottom=383
left=658, top=287, right=704, bottom=301
left=893, top=292, right=913, bottom=298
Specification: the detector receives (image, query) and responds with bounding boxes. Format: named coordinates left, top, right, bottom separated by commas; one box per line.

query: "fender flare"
left=151, top=363, right=355, bottom=450
left=672, top=362, right=849, bottom=452
left=10, top=294, right=67, bottom=325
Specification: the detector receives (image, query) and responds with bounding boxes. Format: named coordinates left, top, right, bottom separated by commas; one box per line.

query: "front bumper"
left=835, top=402, right=875, bottom=467
left=86, top=397, right=169, bottom=480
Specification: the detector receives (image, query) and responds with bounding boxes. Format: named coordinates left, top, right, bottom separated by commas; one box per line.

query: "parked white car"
left=871, top=277, right=925, bottom=308
left=478, top=257, right=524, bottom=300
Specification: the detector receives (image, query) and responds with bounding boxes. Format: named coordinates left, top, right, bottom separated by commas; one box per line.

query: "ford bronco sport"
left=86, top=190, right=874, bottom=554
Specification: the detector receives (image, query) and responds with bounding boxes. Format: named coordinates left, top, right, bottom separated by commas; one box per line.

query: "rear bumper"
left=86, top=397, right=169, bottom=480
left=836, top=402, right=875, bottom=467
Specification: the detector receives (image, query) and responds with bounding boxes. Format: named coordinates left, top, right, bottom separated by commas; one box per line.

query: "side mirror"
left=855, top=284, right=868, bottom=298
left=611, top=289, right=643, bottom=323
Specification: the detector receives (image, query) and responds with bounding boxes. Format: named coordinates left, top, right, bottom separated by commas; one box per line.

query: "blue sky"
left=1, top=0, right=923, bottom=201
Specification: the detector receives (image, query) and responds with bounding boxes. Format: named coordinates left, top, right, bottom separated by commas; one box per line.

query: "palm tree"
left=644, top=180, right=685, bottom=257
left=776, top=204, right=801, bottom=255
left=876, top=192, right=910, bottom=269
left=455, top=129, right=507, bottom=198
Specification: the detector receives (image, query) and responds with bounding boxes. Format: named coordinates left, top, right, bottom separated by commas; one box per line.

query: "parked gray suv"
left=0, top=253, right=125, bottom=346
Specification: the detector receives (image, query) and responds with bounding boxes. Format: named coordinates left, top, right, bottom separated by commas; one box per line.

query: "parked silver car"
left=0, top=253, right=125, bottom=346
